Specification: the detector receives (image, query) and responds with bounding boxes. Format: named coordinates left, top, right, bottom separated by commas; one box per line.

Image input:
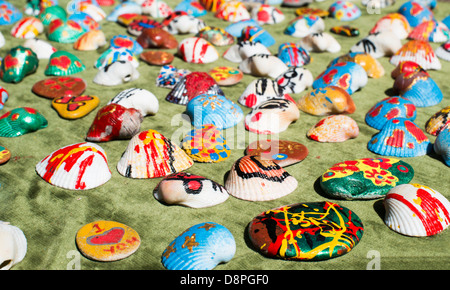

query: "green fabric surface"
left=0, top=0, right=449, bottom=270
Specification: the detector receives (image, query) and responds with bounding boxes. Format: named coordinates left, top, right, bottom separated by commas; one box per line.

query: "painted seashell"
left=245, top=139, right=308, bottom=167
left=94, top=47, right=139, bottom=69
left=47, top=19, right=85, bottom=43
left=196, top=26, right=234, bottom=46
left=174, top=0, right=207, bottom=17
left=11, top=16, right=44, bottom=39
left=200, top=0, right=225, bottom=12
left=284, top=14, right=325, bottom=38
left=38, top=5, right=68, bottom=26
left=297, top=32, right=341, bottom=53
left=215, top=1, right=250, bottom=22
left=320, top=158, right=414, bottom=200
left=68, top=12, right=99, bottom=32
left=86, top=104, right=143, bottom=142
left=366, top=97, right=416, bottom=130
left=75, top=3, right=106, bottom=22
left=295, top=7, right=329, bottom=18
left=23, top=38, right=57, bottom=59
left=36, top=142, right=111, bottom=190
left=208, top=66, right=243, bottom=86
left=277, top=42, right=311, bottom=67
left=108, top=88, right=159, bottom=117
left=0, top=86, right=8, bottom=110
left=393, top=70, right=443, bottom=107
left=225, top=155, right=298, bottom=201
left=248, top=201, right=364, bottom=261
left=156, top=65, right=191, bottom=89
left=398, top=1, right=434, bottom=28
left=154, top=173, right=229, bottom=208
left=390, top=60, right=423, bottom=79
left=238, top=26, right=275, bottom=47
left=0, top=1, right=22, bottom=25
left=0, top=107, right=47, bottom=137
left=408, top=20, right=449, bottom=43
left=136, top=27, right=178, bottom=49
left=224, top=19, right=261, bottom=37
left=436, top=41, right=450, bottom=62
left=162, top=222, right=236, bottom=270
left=178, top=37, right=219, bottom=64
left=313, top=61, right=368, bottom=95
left=328, top=0, right=361, bottom=21
left=368, top=118, right=431, bottom=157
left=307, top=115, right=359, bottom=142
left=350, top=31, right=402, bottom=58
left=425, top=106, right=450, bottom=136
left=384, top=184, right=450, bottom=236
left=117, top=129, right=194, bottom=179
left=166, top=72, right=224, bottom=106
left=142, top=0, right=173, bottom=18
left=106, top=1, right=141, bottom=22
left=222, top=40, right=271, bottom=63
left=109, top=34, right=143, bottom=55
left=251, top=4, right=285, bottom=25
left=93, top=60, right=140, bottom=86
left=181, top=124, right=230, bottom=162
left=369, top=13, right=411, bottom=40
left=275, top=66, right=313, bottom=94
left=0, top=221, right=27, bottom=270
left=434, top=124, right=450, bottom=166
left=164, top=14, right=206, bottom=35
left=186, top=94, right=243, bottom=130
left=330, top=25, right=360, bottom=37
left=239, top=54, right=289, bottom=79
left=245, top=99, right=300, bottom=134
left=297, top=86, right=356, bottom=116
left=45, top=51, right=85, bottom=76
left=239, top=78, right=291, bottom=108
left=0, top=46, right=39, bottom=83
left=390, top=40, right=441, bottom=70
left=73, top=30, right=107, bottom=50
left=329, top=52, right=385, bottom=78
left=127, top=17, right=163, bottom=36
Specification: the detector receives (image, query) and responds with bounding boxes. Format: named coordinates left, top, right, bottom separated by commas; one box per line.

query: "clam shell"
left=153, top=172, right=229, bottom=208
left=365, top=96, right=417, bottom=130
left=251, top=4, right=285, bottom=25
left=384, top=184, right=450, bottom=237
left=85, top=104, right=143, bottom=142
left=239, top=54, right=289, bottom=79
left=238, top=26, right=275, bottom=47
left=224, top=155, right=298, bottom=201
left=329, top=52, right=385, bottom=78
left=425, top=106, right=450, bottom=136
left=45, top=50, right=86, bottom=76
left=196, top=26, right=235, bottom=46
left=297, top=32, right=341, bottom=53
left=284, top=15, right=325, bottom=37
left=0, top=107, right=47, bottom=137
left=297, top=86, right=356, bottom=116
left=117, top=129, right=194, bottom=179
left=245, top=99, right=300, bottom=134
left=390, top=40, right=441, bottom=70
left=11, top=16, right=44, bottom=39
left=73, top=30, right=107, bottom=51
left=329, top=1, right=361, bottom=21
left=0, top=46, right=39, bottom=83
left=93, top=60, right=140, bottom=86
left=215, top=1, right=250, bottom=22
left=434, top=124, right=450, bottom=166
left=307, top=115, right=359, bottom=143
left=108, top=88, right=159, bottom=116
left=367, top=118, right=431, bottom=157
left=436, top=42, right=450, bottom=62
left=162, top=222, right=236, bottom=270
left=369, top=13, right=411, bottom=40
left=350, top=31, right=402, bottom=58
left=275, top=66, right=313, bottom=94
left=408, top=20, right=450, bottom=43
left=398, top=1, right=434, bottom=27
left=277, top=42, right=311, bottom=67
left=223, top=40, right=271, bottom=63
left=47, top=19, right=85, bottom=43
left=225, top=19, right=260, bottom=37
left=94, top=47, right=139, bottom=69
left=0, top=221, right=27, bottom=270
left=156, top=65, right=191, bottom=89
left=390, top=60, right=424, bottom=79
left=23, top=38, right=57, bottom=59
left=164, top=14, right=206, bottom=35
left=238, top=78, right=289, bottom=108
left=393, top=71, right=443, bottom=107
left=142, top=0, right=173, bottom=18
left=35, top=142, right=111, bottom=190
left=178, top=37, right=219, bottom=64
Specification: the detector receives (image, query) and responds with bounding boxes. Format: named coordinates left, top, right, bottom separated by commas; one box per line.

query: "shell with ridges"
left=365, top=96, right=416, bottom=130
left=0, top=221, right=27, bottom=270
left=389, top=40, right=441, bottom=70
left=425, top=106, right=450, bottom=136
left=307, top=115, right=359, bottom=143
left=434, top=124, right=450, bottom=166
left=297, top=86, right=356, bottom=116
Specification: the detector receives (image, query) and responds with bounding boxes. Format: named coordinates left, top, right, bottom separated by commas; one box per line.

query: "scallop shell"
left=329, top=52, right=385, bottom=78
left=365, top=96, right=417, bottom=130
left=398, top=1, right=434, bottom=28
left=307, top=115, right=359, bottom=143
left=350, top=31, right=402, bottom=58
left=434, top=124, right=450, bottom=166
left=0, top=107, right=47, bottom=137
left=215, top=1, right=250, bottom=23
left=328, top=1, right=361, bottom=21
left=297, top=86, right=356, bottom=116
left=35, top=142, right=111, bottom=190
left=223, top=40, right=271, bottom=63
left=367, top=118, right=431, bottom=157
left=117, top=129, right=194, bottom=179
left=107, top=88, right=159, bottom=117
left=68, top=11, right=99, bottom=32
left=45, top=50, right=86, bottom=76
left=369, top=13, right=411, bottom=40
left=245, top=99, right=300, bottom=134
left=297, top=32, right=341, bottom=53
left=384, top=184, right=450, bottom=237
left=73, top=30, right=107, bottom=51
left=0, top=221, right=27, bottom=270
left=153, top=172, right=229, bottom=208
left=224, top=155, right=298, bottom=201
left=408, top=20, right=450, bottom=43
left=85, top=104, right=143, bottom=142
left=177, top=37, right=219, bottom=64
left=284, top=14, right=325, bottom=37
left=181, top=124, right=230, bottom=163
left=393, top=70, right=443, bottom=107
left=238, top=78, right=290, bottom=108
left=239, top=54, right=289, bottom=79
left=277, top=42, right=311, bottom=67
left=391, top=60, right=424, bottom=79
left=47, top=19, right=85, bottom=43
left=11, top=16, right=44, bottom=39
left=0, top=46, right=39, bottom=83
left=23, top=38, right=57, bottom=59
left=161, top=222, right=236, bottom=270
left=425, top=106, right=450, bottom=136
left=389, top=40, right=441, bottom=70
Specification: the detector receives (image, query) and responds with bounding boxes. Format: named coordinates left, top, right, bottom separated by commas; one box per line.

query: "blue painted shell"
left=368, top=117, right=431, bottom=157
left=174, top=0, right=207, bottom=17
left=225, top=19, right=261, bottom=37
left=68, top=12, right=99, bottom=31
left=109, top=35, right=143, bottom=55
left=161, top=222, right=236, bottom=270
left=328, top=1, right=361, bottom=21
left=393, top=70, right=443, bottom=107
left=398, top=1, right=434, bottom=27
left=0, top=1, right=22, bottom=25
left=313, top=61, right=368, bottom=94
left=278, top=42, right=311, bottom=67
left=434, top=124, right=450, bottom=166
left=284, top=15, right=325, bottom=37
left=186, top=94, right=243, bottom=129
left=94, top=47, right=138, bottom=69
left=238, top=26, right=275, bottom=47
left=106, top=1, right=141, bottom=22
left=365, top=97, right=417, bottom=130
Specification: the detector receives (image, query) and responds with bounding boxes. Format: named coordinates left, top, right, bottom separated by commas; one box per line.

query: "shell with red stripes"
left=11, top=16, right=44, bottom=39
left=178, top=37, right=219, bottom=64
left=35, top=142, right=112, bottom=190
left=384, top=184, right=450, bottom=237
left=153, top=172, right=229, bottom=208
left=224, top=155, right=298, bottom=201
left=307, top=115, right=359, bottom=143
left=390, top=40, right=441, bottom=70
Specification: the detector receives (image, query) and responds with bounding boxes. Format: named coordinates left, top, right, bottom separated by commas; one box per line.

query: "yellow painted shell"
left=307, top=115, right=359, bottom=142
left=297, top=86, right=356, bottom=116
left=425, top=106, right=450, bottom=136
